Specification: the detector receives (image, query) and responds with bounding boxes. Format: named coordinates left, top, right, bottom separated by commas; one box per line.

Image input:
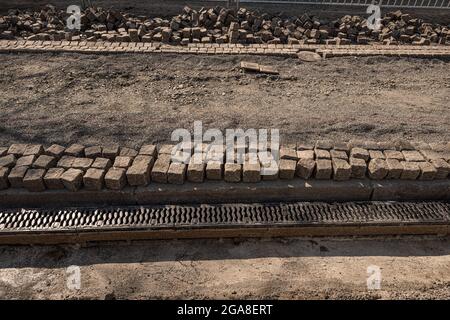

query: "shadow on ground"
left=0, top=236, right=449, bottom=269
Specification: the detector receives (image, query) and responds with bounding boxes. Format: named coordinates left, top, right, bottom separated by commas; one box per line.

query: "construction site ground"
left=0, top=1, right=449, bottom=300
left=1, top=1, right=449, bottom=24
left=0, top=50, right=449, bottom=300
left=0, top=53, right=449, bottom=146
left=0, top=237, right=449, bottom=299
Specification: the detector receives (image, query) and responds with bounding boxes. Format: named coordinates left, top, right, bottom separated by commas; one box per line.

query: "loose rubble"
left=0, top=140, right=448, bottom=192
left=1, top=5, right=449, bottom=46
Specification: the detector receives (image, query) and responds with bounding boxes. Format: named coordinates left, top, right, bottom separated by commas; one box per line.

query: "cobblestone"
left=0, top=141, right=447, bottom=192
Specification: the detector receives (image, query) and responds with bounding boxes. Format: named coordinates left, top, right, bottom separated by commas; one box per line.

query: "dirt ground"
left=1, top=6, right=450, bottom=299
left=0, top=53, right=449, bottom=148
left=0, top=236, right=449, bottom=299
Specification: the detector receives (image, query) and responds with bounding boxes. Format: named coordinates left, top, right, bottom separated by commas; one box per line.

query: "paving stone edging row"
left=1, top=40, right=450, bottom=58
left=0, top=141, right=449, bottom=195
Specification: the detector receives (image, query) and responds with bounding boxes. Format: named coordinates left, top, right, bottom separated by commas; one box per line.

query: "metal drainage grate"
left=0, top=201, right=448, bottom=233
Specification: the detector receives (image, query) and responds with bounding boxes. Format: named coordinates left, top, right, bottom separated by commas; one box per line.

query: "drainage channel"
left=0, top=201, right=449, bottom=244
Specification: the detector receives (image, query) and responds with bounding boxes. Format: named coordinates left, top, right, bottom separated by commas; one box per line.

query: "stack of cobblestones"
left=0, top=5, right=448, bottom=46
left=0, top=140, right=448, bottom=192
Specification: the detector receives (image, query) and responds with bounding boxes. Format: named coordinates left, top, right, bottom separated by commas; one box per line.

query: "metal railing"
left=221, top=0, right=450, bottom=9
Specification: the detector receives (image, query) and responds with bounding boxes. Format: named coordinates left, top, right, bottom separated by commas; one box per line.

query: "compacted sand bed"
left=0, top=237, right=449, bottom=299
left=0, top=53, right=449, bottom=147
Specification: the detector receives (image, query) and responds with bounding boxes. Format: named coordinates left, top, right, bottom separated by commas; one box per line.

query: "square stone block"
left=206, top=161, right=223, bottom=180
left=61, top=168, right=84, bottom=191
left=83, top=168, right=105, bottom=190
left=315, top=159, right=332, bottom=179
left=258, top=151, right=278, bottom=180
left=349, top=157, right=367, bottom=179
left=315, top=139, right=333, bottom=150
left=65, top=144, right=85, bottom=157
left=333, top=142, right=351, bottom=153
left=23, top=169, right=46, bottom=192
left=187, top=160, right=205, bottom=183
left=315, top=148, right=330, bottom=160
left=158, top=144, right=176, bottom=155
left=102, top=145, right=120, bottom=159
left=126, top=162, right=151, bottom=186
left=386, top=158, right=403, bottom=179
left=33, top=155, right=56, bottom=169
left=120, top=147, right=138, bottom=158
left=84, top=146, right=102, bottom=158
left=418, top=162, right=437, bottom=180
left=332, top=158, right=351, bottom=181
left=297, top=150, right=314, bottom=160
left=330, top=150, right=348, bottom=160
left=7, top=144, right=27, bottom=156
left=113, top=156, right=133, bottom=168
left=139, top=144, right=157, bottom=157
left=280, top=147, right=297, bottom=160
left=168, top=163, right=186, bottom=185
left=400, top=162, right=420, bottom=180
left=279, top=159, right=296, bottom=179
left=72, top=157, right=94, bottom=170
left=243, top=162, right=261, bottom=183
left=0, top=154, right=16, bottom=168
left=105, top=167, right=127, bottom=190
left=45, top=144, right=65, bottom=158
left=151, top=156, right=171, bottom=183
left=402, top=150, right=425, bottom=162
left=133, top=155, right=154, bottom=167
left=57, top=156, right=75, bottom=169
left=16, top=155, right=35, bottom=167
left=368, top=159, right=388, bottom=180
left=384, top=150, right=404, bottom=161
left=431, top=159, right=450, bottom=179
left=91, top=157, right=112, bottom=170
left=8, top=166, right=28, bottom=188
left=224, top=163, right=241, bottom=182
left=0, top=167, right=10, bottom=189
left=23, top=144, right=44, bottom=156
left=419, top=150, right=444, bottom=161
left=296, top=158, right=315, bottom=179
left=350, top=147, right=369, bottom=161
left=44, top=167, right=65, bottom=189
left=369, top=150, right=385, bottom=160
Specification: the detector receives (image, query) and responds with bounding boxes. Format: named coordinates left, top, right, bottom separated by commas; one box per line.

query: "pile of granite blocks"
left=1, top=5, right=448, bottom=45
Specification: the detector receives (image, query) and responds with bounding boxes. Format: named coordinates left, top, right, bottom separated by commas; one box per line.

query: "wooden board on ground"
left=240, top=61, right=279, bottom=75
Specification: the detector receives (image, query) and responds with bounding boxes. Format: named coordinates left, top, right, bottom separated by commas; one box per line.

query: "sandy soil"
left=0, top=53, right=448, bottom=148
left=0, top=236, right=449, bottom=299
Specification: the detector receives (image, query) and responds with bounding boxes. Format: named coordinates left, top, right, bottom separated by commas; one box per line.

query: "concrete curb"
left=372, top=180, right=450, bottom=201
left=0, top=180, right=448, bottom=208
left=1, top=224, right=449, bottom=245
